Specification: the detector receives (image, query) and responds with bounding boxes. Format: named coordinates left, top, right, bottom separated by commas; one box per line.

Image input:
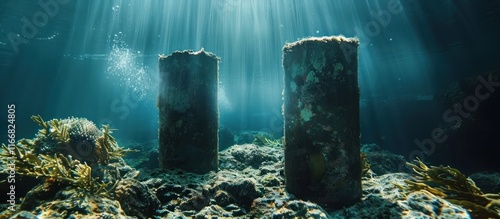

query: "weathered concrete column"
left=283, top=36, right=361, bottom=208
left=158, top=49, right=219, bottom=174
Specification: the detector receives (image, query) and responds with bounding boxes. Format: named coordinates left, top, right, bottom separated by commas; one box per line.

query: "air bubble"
left=106, top=33, right=156, bottom=101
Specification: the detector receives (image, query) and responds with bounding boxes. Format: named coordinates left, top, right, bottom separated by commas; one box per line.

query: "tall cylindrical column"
left=283, top=36, right=361, bottom=208
left=158, top=49, right=219, bottom=174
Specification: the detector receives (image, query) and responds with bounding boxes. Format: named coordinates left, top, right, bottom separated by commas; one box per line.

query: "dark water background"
left=1, top=0, right=499, bottom=171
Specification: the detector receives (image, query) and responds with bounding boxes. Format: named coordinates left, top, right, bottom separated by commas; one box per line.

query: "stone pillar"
left=158, top=49, right=219, bottom=174
left=282, top=36, right=361, bottom=208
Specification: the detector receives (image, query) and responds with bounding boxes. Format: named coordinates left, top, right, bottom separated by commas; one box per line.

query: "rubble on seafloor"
left=1, top=123, right=498, bottom=218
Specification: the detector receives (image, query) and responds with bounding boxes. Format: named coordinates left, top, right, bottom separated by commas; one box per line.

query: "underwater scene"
left=1, top=0, right=500, bottom=218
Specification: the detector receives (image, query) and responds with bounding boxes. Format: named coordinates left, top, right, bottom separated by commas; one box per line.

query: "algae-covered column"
left=158, top=49, right=219, bottom=174
left=283, top=36, right=361, bottom=208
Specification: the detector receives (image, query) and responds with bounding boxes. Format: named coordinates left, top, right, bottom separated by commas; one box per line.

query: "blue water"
left=1, top=0, right=500, bottom=171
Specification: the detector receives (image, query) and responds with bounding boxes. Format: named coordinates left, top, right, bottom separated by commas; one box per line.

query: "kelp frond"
left=94, top=124, right=137, bottom=164
left=360, top=152, right=372, bottom=178
left=47, top=119, right=70, bottom=145
left=0, top=116, right=136, bottom=197
left=407, top=159, right=482, bottom=195
left=404, top=159, right=500, bottom=218
left=253, top=135, right=283, bottom=147
left=0, top=143, right=113, bottom=196
left=31, top=115, right=49, bottom=135
left=31, top=115, right=135, bottom=164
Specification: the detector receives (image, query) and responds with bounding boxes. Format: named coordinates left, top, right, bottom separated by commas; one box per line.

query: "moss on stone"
left=306, top=71, right=320, bottom=83
left=300, top=108, right=314, bottom=122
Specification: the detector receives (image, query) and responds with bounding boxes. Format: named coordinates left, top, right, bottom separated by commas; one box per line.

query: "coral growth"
left=0, top=144, right=110, bottom=195
left=31, top=115, right=129, bottom=164
left=0, top=115, right=133, bottom=196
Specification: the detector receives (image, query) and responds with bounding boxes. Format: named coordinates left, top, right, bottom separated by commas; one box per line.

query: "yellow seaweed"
left=404, top=159, right=500, bottom=218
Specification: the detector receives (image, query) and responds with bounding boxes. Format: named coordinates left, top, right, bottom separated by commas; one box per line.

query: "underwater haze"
left=1, top=0, right=500, bottom=171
